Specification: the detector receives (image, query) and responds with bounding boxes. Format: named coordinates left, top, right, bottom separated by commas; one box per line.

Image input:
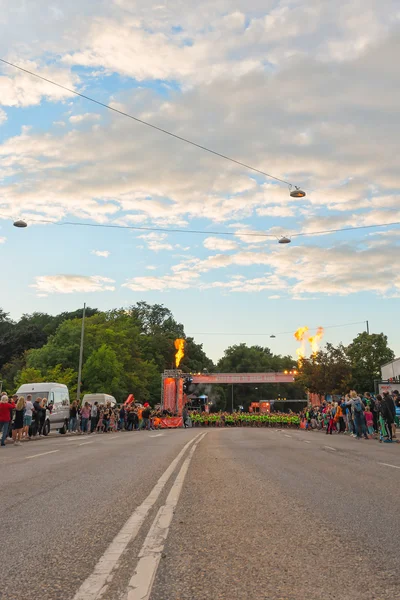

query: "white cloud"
left=203, top=237, right=238, bottom=251
left=123, top=272, right=199, bottom=291
left=0, top=108, right=7, bottom=125
left=0, top=237, right=6, bottom=244
left=69, top=113, right=101, bottom=124
left=0, top=60, right=77, bottom=107
left=139, top=232, right=173, bottom=252
left=31, top=275, right=115, bottom=295
left=91, top=249, right=110, bottom=258
left=269, top=295, right=281, bottom=299
left=145, top=265, right=157, bottom=270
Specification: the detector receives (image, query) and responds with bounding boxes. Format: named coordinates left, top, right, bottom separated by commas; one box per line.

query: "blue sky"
left=1, top=0, right=400, bottom=362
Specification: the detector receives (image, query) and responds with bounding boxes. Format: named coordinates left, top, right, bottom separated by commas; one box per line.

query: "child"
left=364, top=407, right=374, bottom=437
left=96, top=410, right=104, bottom=433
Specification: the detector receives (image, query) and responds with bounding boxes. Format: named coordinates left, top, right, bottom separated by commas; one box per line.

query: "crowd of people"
left=1, top=388, right=398, bottom=446
left=301, top=390, right=399, bottom=443
left=0, top=393, right=47, bottom=446
left=189, top=411, right=300, bottom=427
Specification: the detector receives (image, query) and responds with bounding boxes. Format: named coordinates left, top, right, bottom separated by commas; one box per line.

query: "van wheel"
left=42, top=420, right=50, bottom=436
left=59, top=420, right=68, bottom=434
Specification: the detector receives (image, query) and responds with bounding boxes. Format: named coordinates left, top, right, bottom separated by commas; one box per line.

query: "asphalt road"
left=1, top=428, right=400, bottom=600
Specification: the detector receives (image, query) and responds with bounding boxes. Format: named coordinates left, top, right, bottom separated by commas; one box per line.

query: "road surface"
left=1, top=428, right=400, bottom=600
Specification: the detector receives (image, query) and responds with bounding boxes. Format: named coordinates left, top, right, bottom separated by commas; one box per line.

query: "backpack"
left=353, top=399, right=363, bottom=413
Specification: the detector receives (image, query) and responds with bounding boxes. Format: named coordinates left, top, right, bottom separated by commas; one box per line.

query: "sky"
left=1, top=0, right=400, bottom=363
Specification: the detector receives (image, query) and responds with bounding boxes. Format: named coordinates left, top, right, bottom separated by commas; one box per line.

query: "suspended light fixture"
left=270, top=334, right=276, bottom=338
left=13, top=220, right=28, bottom=228
left=278, top=236, right=291, bottom=244
left=290, top=186, right=306, bottom=198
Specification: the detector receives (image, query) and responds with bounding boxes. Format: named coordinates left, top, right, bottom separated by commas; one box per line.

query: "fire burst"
left=294, top=326, right=309, bottom=363
left=174, top=339, right=185, bottom=368
left=308, top=326, right=324, bottom=355
left=294, top=326, right=325, bottom=364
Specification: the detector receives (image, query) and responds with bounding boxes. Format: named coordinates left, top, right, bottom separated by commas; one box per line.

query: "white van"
left=82, top=393, right=116, bottom=407
left=17, top=382, right=70, bottom=435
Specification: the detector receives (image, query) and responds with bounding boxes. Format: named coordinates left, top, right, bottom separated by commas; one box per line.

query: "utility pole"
left=77, top=303, right=86, bottom=403
left=366, top=320, right=370, bottom=335
left=231, top=383, right=234, bottom=413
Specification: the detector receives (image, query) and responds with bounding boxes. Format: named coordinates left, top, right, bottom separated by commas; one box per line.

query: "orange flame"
left=308, top=326, right=324, bottom=355
left=174, top=338, right=185, bottom=368
left=294, top=326, right=309, bottom=364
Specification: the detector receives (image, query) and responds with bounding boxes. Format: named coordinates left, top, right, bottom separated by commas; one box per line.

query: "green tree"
left=346, top=332, right=395, bottom=392
left=82, top=344, right=124, bottom=398
left=296, top=343, right=352, bottom=395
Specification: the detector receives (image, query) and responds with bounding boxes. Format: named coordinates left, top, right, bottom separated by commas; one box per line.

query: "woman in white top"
left=23, top=395, right=34, bottom=440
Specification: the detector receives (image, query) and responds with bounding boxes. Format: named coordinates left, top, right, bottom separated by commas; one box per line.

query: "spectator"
left=182, top=405, right=189, bottom=428
left=90, top=402, right=98, bottom=433
left=0, top=394, right=16, bottom=447
left=119, top=405, right=126, bottom=431
left=80, top=402, right=91, bottom=434
left=140, top=405, right=151, bottom=430
left=12, top=397, right=25, bottom=446
left=364, top=405, right=375, bottom=437
left=32, top=396, right=42, bottom=437
left=38, top=397, right=47, bottom=436
left=381, top=392, right=396, bottom=442
left=69, top=401, right=78, bottom=433
left=23, top=394, right=34, bottom=440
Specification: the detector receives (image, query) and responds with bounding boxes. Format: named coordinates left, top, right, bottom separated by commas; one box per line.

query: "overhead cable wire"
left=7, top=215, right=400, bottom=239
left=0, top=57, right=296, bottom=188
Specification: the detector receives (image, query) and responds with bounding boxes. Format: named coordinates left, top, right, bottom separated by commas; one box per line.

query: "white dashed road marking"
left=378, top=462, right=400, bottom=470
left=324, top=446, right=336, bottom=451
left=73, top=432, right=206, bottom=600
left=125, top=432, right=207, bottom=600
left=25, top=450, right=60, bottom=459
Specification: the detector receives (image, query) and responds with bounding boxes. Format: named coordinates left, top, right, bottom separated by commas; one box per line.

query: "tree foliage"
left=295, top=343, right=352, bottom=395
left=346, top=332, right=394, bottom=392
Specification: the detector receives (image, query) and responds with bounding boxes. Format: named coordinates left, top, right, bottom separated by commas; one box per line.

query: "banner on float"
left=176, top=378, right=184, bottom=415
left=163, top=378, right=176, bottom=412
left=160, top=417, right=183, bottom=428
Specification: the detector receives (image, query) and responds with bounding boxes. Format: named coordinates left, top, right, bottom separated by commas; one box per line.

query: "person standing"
left=140, top=405, right=151, bottom=430
left=119, top=405, right=126, bottom=431
left=0, top=394, right=16, bottom=446
left=350, top=391, right=368, bottom=440
left=23, top=394, right=34, bottom=440
left=80, top=402, right=91, bottom=434
left=69, top=401, right=78, bottom=433
left=32, top=397, right=43, bottom=437
left=182, top=405, right=189, bottom=429
left=90, top=402, right=98, bottom=433
left=12, top=397, right=25, bottom=445
left=381, top=392, right=396, bottom=442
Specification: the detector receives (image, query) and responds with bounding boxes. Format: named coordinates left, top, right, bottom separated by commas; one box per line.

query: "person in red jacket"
left=0, top=394, right=16, bottom=447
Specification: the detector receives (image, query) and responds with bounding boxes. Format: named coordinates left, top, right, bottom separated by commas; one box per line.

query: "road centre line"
left=79, top=442, right=93, bottom=446
left=324, top=446, right=336, bottom=451
left=125, top=433, right=206, bottom=600
left=378, top=462, right=400, bottom=470
left=149, top=433, right=164, bottom=438
left=72, top=432, right=207, bottom=600
left=25, top=450, right=60, bottom=459
left=284, top=434, right=292, bottom=438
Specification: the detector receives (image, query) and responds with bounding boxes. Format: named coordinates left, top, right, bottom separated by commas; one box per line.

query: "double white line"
left=73, top=431, right=207, bottom=600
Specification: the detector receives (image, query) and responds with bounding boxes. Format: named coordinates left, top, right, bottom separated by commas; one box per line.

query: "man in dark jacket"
left=381, top=392, right=396, bottom=441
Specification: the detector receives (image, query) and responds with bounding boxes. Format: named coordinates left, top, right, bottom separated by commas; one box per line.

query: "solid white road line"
left=73, top=432, right=206, bottom=600
left=125, top=433, right=206, bottom=600
left=149, top=434, right=164, bottom=438
left=25, top=450, right=60, bottom=459
left=324, top=446, right=336, bottom=451
left=378, top=462, right=400, bottom=470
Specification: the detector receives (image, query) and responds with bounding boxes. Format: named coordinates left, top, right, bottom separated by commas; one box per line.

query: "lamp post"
left=76, top=303, right=86, bottom=403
